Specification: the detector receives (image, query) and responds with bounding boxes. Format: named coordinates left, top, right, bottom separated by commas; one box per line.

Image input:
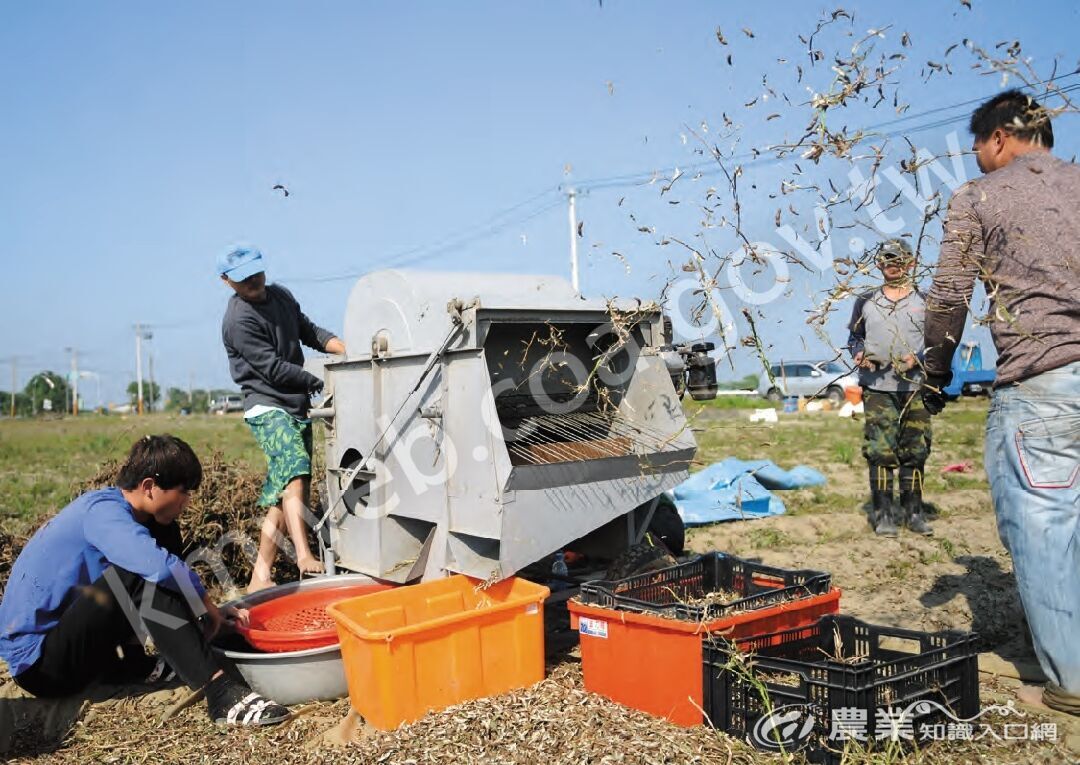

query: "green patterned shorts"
left=246, top=409, right=313, bottom=507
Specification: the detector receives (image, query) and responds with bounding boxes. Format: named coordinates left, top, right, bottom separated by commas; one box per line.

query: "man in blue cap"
left=218, top=245, right=346, bottom=591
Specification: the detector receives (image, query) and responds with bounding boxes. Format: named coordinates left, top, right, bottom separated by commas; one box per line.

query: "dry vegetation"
left=3, top=4, right=1080, bottom=761
left=2, top=405, right=1078, bottom=763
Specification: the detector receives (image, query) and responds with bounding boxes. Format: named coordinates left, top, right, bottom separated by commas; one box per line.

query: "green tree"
left=23, top=371, right=69, bottom=415
left=190, top=389, right=211, bottom=414
left=1, top=391, right=31, bottom=417
left=165, top=387, right=187, bottom=412
left=163, top=387, right=213, bottom=414
left=126, top=380, right=161, bottom=411
left=164, top=387, right=213, bottom=414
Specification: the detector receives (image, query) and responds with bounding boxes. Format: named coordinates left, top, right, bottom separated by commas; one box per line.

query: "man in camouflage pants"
left=847, top=240, right=933, bottom=536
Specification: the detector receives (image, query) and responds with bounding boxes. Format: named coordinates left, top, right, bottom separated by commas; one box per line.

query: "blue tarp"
left=668, top=458, right=826, bottom=525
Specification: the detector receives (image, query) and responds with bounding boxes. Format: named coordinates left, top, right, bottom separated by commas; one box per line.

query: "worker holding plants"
left=0, top=435, right=291, bottom=726
left=847, top=238, right=933, bottom=538
left=923, top=90, right=1080, bottom=716
left=218, top=245, right=346, bottom=592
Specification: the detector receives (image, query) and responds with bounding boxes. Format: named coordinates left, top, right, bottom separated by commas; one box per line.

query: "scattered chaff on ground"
left=4, top=661, right=1076, bottom=764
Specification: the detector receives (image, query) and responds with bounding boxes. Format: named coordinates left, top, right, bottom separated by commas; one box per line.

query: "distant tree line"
left=0, top=372, right=238, bottom=417
left=163, top=387, right=238, bottom=414
left=1, top=371, right=71, bottom=416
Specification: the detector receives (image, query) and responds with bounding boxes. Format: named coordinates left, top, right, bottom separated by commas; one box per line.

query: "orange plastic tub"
left=568, top=587, right=841, bottom=726
left=328, top=575, right=549, bottom=730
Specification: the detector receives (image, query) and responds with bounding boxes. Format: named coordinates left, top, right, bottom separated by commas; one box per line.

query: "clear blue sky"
left=2, top=1, right=1077, bottom=406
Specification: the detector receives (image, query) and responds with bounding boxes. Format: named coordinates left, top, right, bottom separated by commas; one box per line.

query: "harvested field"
left=1, top=405, right=1079, bottom=762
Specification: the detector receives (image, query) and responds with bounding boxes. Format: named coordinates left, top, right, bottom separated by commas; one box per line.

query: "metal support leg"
left=627, top=496, right=662, bottom=546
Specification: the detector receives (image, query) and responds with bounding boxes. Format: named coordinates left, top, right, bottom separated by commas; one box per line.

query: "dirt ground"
left=687, top=402, right=1029, bottom=662
left=1, top=402, right=1078, bottom=763
left=685, top=401, right=1080, bottom=760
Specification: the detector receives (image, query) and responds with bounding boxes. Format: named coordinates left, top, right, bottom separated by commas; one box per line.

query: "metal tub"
left=212, top=574, right=384, bottom=706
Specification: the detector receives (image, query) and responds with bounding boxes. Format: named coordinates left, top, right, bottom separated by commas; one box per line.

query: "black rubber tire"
left=826, top=386, right=845, bottom=407
left=765, top=388, right=782, bottom=403
left=604, top=533, right=677, bottom=580
left=647, top=496, right=685, bottom=556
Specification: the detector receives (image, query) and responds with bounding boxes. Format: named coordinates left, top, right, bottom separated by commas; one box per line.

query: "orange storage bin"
left=844, top=385, right=863, bottom=405
left=327, top=575, right=549, bottom=730
left=568, top=587, right=840, bottom=726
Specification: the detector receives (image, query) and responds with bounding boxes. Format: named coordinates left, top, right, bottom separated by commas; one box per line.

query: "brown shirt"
left=924, top=151, right=1080, bottom=386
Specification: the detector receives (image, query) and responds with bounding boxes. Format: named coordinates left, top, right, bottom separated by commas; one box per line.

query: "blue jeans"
left=985, top=360, right=1080, bottom=695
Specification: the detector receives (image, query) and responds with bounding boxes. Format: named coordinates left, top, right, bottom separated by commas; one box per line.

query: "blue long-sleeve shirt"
left=0, top=488, right=206, bottom=677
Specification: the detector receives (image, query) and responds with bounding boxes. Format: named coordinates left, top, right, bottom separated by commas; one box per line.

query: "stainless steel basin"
left=212, top=574, right=384, bottom=706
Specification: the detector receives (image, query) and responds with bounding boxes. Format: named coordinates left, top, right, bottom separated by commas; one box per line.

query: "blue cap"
left=217, top=245, right=265, bottom=282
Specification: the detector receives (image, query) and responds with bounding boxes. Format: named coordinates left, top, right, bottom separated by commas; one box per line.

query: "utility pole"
left=9, top=357, right=15, bottom=418
left=188, top=371, right=194, bottom=407
left=64, top=347, right=79, bottom=416
left=566, top=187, right=581, bottom=296
left=148, top=352, right=156, bottom=414
left=134, top=324, right=153, bottom=415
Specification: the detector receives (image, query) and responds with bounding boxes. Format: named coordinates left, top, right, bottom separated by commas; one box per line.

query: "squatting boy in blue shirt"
left=0, top=434, right=291, bottom=726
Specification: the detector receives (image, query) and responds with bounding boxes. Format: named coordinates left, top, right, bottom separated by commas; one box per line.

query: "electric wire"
left=574, top=76, right=1079, bottom=192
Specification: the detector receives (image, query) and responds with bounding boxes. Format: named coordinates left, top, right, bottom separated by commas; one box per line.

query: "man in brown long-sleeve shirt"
left=924, top=89, right=1079, bottom=716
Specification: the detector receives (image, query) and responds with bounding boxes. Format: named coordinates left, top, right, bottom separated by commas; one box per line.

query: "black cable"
left=576, top=76, right=1080, bottom=192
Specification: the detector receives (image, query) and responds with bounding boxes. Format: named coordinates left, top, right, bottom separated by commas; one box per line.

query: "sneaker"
left=207, top=677, right=291, bottom=726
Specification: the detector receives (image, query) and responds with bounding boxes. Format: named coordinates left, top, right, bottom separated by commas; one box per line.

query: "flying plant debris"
left=629, top=7, right=1077, bottom=367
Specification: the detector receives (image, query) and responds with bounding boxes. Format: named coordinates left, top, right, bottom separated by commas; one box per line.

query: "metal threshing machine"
left=310, top=270, right=716, bottom=583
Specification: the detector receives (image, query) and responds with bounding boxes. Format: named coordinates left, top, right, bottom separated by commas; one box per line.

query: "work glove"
left=307, top=377, right=325, bottom=396
left=921, top=373, right=951, bottom=416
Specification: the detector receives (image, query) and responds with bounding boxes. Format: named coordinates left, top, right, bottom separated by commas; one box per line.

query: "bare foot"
left=247, top=576, right=277, bottom=594
left=297, top=556, right=325, bottom=576
left=1016, top=684, right=1051, bottom=712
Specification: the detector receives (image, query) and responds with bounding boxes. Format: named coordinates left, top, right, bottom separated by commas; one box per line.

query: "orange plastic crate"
left=328, top=575, right=549, bottom=730
left=568, top=587, right=841, bottom=726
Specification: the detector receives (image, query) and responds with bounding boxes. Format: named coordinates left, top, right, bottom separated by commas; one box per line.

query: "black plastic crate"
left=702, top=615, right=980, bottom=764
left=578, top=552, right=832, bottom=622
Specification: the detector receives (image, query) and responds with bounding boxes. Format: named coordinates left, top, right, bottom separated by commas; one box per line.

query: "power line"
left=574, top=75, right=1080, bottom=192
left=859, top=69, right=1079, bottom=131
left=136, top=77, right=1080, bottom=302
left=283, top=185, right=562, bottom=284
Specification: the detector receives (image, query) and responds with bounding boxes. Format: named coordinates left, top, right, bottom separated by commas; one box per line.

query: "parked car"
left=756, top=361, right=859, bottom=406
left=209, top=394, right=244, bottom=414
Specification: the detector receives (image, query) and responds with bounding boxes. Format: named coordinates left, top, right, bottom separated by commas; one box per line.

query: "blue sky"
left=2, top=1, right=1077, bottom=406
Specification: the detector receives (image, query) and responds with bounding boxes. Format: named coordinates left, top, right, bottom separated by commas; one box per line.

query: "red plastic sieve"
left=237, top=583, right=395, bottom=653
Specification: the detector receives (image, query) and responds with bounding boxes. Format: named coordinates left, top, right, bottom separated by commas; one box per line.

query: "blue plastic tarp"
left=668, top=458, right=826, bottom=525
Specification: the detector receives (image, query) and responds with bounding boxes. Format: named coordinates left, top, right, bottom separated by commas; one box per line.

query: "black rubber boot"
left=899, top=466, right=933, bottom=536
left=869, top=465, right=898, bottom=537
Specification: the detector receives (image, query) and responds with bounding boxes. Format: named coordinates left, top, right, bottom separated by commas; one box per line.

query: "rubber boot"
left=899, top=465, right=933, bottom=536
left=869, top=465, right=898, bottom=537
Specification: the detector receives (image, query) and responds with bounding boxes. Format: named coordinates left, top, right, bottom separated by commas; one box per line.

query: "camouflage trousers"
left=862, top=389, right=932, bottom=468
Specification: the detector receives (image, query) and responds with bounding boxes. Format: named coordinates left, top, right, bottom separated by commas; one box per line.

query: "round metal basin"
left=212, top=574, right=384, bottom=706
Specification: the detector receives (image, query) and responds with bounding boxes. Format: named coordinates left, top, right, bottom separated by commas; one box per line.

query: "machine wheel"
left=765, top=388, right=782, bottom=403
left=825, top=386, right=845, bottom=407
left=646, top=496, right=685, bottom=556
left=604, top=533, right=677, bottom=580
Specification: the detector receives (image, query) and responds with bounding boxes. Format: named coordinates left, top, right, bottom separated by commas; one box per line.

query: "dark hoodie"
left=221, top=284, right=334, bottom=417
